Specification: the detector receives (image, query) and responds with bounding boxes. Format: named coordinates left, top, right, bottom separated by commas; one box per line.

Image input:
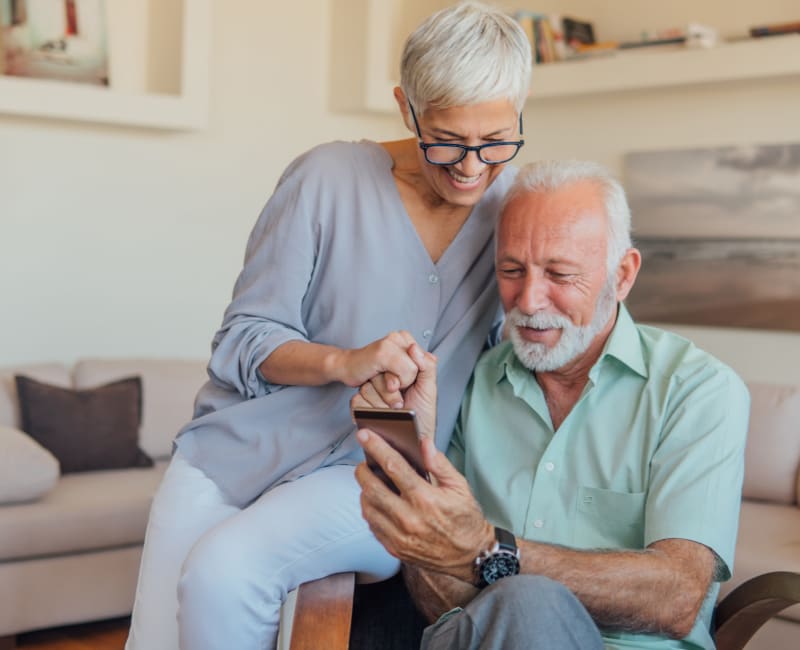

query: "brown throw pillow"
left=14, top=375, right=153, bottom=473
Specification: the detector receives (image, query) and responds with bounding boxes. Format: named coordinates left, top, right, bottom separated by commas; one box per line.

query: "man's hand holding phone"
left=353, top=403, right=492, bottom=583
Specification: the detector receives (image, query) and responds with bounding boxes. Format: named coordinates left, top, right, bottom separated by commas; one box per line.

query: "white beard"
left=507, top=279, right=617, bottom=372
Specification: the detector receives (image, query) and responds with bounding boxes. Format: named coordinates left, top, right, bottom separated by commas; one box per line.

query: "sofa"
left=0, top=358, right=207, bottom=645
left=715, top=380, right=800, bottom=649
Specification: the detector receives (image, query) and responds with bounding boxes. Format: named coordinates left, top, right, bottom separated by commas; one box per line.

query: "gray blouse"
left=175, top=141, right=515, bottom=506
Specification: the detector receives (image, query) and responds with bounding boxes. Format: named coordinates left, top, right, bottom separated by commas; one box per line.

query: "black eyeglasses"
left=408, top=102, right=524, bottom=166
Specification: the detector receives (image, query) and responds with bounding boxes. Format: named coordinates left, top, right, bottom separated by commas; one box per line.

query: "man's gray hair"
left=500, top=160, right=633, bottom=274
left=400, top=2, right=532, bottom=114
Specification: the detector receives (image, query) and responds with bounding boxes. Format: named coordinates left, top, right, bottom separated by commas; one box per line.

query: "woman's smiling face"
left=411, top=99, right=520, bottom=208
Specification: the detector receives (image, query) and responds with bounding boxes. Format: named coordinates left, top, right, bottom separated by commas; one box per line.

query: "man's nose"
left=517, top=274, right=550, bottom=314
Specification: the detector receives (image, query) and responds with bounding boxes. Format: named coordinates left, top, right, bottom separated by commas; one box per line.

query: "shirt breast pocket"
left=574, top=486, right=646, bottom=550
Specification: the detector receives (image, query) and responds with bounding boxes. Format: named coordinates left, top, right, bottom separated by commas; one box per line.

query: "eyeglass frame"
left=407, top=101, right=525, bottom=166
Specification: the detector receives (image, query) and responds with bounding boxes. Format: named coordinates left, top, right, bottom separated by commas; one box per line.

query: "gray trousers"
left=420, top=575, right=605, bottom=650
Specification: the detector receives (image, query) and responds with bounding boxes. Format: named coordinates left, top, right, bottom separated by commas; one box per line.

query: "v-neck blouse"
left=175, top=140, right=516, bottom=506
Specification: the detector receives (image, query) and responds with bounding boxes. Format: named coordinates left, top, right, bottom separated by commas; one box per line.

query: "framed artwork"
left=1, top=0, right=108, bottom=86
left=623, top=143, right=800, bottom=332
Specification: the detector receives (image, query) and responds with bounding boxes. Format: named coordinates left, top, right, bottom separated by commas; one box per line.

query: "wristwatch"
left=475, top=526, right=521, bottom=587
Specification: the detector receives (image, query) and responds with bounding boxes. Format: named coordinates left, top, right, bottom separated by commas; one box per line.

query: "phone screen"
left=353, top=407, right=430, bottom=492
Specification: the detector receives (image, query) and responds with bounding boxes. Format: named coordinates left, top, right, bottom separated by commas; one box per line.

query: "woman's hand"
left=333, top=331, right=420, bottom=395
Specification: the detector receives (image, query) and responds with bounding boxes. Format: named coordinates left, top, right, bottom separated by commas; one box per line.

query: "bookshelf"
left=529, top=33, right=800, bottom=99
left=337, top=1, right=800, bottom=112
left=0, top=0, right=211, bottom=130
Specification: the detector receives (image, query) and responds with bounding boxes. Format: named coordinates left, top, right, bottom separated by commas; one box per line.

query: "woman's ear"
left=394, top=87, right=414, bottom=133
left=615, top=247, right=642, bottom=303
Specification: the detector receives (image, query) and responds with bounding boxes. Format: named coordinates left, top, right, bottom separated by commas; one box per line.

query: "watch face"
left=481, top=550, right=521, bottom=585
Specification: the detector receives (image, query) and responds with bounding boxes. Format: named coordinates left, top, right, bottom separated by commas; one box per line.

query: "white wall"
left=1, top=0, right=798, bottom=382
left=0, top=0, right=406, bottom=366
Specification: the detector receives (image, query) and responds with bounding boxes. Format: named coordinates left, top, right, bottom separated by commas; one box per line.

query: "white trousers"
left=125, top=450, right=399, bottom=650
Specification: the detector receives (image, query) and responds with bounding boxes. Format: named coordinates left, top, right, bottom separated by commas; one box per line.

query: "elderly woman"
left=126, top=3, right=532, bottom=649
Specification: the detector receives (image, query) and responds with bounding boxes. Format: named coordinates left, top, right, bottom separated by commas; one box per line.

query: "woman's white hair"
left=500, top=160, right=633, bottom=275
left=400, top=2, right=532, bottom=114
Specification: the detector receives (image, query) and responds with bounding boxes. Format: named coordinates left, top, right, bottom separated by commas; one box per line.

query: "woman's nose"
left=455, top=149, right=487, bottom=177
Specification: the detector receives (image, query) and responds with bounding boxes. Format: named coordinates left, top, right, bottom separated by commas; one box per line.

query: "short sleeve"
left=644, top=366, right=750, bottom=580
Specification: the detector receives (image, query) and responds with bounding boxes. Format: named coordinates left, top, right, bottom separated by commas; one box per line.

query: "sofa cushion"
left=0, top=364, right=71, bottom=430
left=0, top=425, right=60, bottom=504
left=720, top=500, right=800, bottom=622
left=0, top=461, right=168, bottom=561
left=742, top=382, right=800, bottom=505
left=15, top=375, right=153, bottom=473
left=73, top=359, right=206, bottom=460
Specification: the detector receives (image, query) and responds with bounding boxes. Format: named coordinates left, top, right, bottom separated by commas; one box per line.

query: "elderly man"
left=353, top=160, right=749, bottom=650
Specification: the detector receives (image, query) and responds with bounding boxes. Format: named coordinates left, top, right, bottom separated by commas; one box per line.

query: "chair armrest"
left=289, top=572, right=355, bottom=650
left=715, top=571, right=800, bottom=650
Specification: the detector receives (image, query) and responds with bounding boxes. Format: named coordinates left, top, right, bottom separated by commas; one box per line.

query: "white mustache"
left=507, top=309, right=571, bottom=331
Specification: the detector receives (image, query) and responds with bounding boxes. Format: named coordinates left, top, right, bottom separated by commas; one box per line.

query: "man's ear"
left=394, top=86, right=414, bottom=134
left=615, top=247, right=641, bottom=302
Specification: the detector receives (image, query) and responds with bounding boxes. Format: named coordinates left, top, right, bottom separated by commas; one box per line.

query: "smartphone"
left=353, top=407, right=430, bottom=492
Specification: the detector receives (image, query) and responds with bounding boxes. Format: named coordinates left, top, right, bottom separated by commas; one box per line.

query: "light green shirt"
left=447, top=305, right=749, bottom=650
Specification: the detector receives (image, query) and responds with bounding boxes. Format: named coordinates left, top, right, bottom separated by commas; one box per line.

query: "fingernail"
left=392, top=401, right=403, bottom=409
left=356, top=429, right=369, bottom=442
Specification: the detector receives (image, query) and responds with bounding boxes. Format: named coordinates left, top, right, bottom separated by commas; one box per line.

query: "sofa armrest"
left=715, top=571, right=800, bottom=650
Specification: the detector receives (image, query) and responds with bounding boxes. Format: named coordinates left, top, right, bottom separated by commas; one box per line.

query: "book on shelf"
left=513, top=12, right=586, bottom=64
left=562, top=16, right=595, bottom=49
left=749, top=21, right=800, bottom=37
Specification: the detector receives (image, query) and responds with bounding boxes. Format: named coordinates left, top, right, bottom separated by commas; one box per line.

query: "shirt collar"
left=593, top=303, right=648, bottom=380
left=494, top=303, right=648, bottom=385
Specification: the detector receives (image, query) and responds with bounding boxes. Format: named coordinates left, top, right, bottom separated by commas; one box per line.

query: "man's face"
left=495, top=182, right=619, bottom=373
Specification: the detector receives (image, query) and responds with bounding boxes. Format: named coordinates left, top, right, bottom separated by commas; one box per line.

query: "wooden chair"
left=289, top=570, right=800, bottom=650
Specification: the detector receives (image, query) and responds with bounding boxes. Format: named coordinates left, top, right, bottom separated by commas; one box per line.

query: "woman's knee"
left=179, top=527, right=282, bottom=607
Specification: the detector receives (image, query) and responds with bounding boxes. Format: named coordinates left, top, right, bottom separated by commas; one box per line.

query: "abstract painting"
left=623, top=143, right=800, bottom=331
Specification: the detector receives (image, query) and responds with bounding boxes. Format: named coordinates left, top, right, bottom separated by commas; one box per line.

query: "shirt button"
left=428, top=274, right=439, bottom=284
left=422, top=329, right=432, bottom=339
left=545, top=462, right=555, bottom=472
left=533, top=519, right=544, bottom=528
